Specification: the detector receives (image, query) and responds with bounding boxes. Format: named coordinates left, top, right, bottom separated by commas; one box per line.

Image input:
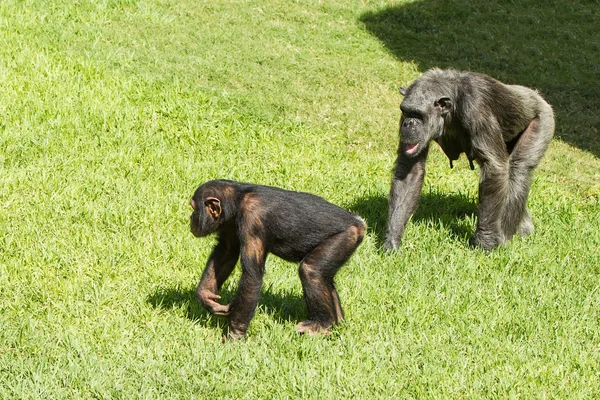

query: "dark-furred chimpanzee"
left=385, top=69, right=554, bottom=251
left=190, top=180, right=365, bottom=339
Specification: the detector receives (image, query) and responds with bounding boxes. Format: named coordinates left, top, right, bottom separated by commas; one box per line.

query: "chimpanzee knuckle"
left=198, top=289, right=221, bottom=308
left=207, top=292, right=221, bottom=301
left=212, top=303, right=231, bottom=316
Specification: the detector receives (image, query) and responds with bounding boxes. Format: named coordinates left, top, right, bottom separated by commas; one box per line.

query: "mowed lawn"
left=1, top=0, right=599, bottom=398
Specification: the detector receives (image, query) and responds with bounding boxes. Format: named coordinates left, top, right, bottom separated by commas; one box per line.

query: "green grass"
left=1, top=0, right=599, bottom=397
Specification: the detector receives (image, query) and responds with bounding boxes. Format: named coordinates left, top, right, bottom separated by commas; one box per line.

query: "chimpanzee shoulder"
left=450, top=71, right=538, bottom=139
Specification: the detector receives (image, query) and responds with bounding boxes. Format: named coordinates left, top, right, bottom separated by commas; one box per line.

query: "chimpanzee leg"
left=502, top=104, right=554, bottom=241
left=471, top=157, right=509, bottom=250
left=196, top=237, right=240, bottom=316
left=226, top=239, right=267, bottom=339
left=297, top=222, right=365, bottom=335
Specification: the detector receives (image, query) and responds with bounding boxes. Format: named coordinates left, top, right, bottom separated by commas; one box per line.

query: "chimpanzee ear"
left=204, top=197, right=222, bottom=219
left=399, top=86, right=408, bottom=96
left=436, top=97, right=453, bottom=115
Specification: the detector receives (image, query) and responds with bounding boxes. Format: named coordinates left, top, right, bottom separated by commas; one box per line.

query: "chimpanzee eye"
left=403, top=112, right=422, bottom=120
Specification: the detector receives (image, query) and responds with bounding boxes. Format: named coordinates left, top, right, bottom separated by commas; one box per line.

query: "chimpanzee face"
left=399, top=106, right=428, bottom=156
left=399, top=84, right=453, bottom=157
left=190, top=194, right=222, bottom=237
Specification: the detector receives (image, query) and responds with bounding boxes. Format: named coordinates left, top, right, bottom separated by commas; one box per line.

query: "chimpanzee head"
left=398, top=70, right=455, bottom=157
left=190, top=180, right=235, bottom=237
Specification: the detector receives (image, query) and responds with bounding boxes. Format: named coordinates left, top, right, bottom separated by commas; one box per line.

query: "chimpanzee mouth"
left=403, top=142, right=419, bottom=155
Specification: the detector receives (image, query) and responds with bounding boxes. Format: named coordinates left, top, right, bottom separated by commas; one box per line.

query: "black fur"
left=386, top=69, right=555, bottom=251
left=190, top=180, right=365, bottom=339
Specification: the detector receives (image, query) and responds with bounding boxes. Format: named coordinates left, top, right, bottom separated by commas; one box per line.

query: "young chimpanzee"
left=189, top=180, right=365, bottom=339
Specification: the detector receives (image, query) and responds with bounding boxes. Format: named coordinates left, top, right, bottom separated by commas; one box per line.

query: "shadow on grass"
left=360, top=0, right=600, bottom=157
left=146, top=285, right=305, bottom=329
left=349, top=191, right=476, bottom=247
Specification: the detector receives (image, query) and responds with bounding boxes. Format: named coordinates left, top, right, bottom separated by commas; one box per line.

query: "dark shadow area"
left=257, top=286, right=305, bottom=323
left=147, top=286, right=228, bottom=329
left=146, top=284, right=305, bottom=329
left=347, top=195, right=388, bottom=246
left=349, top=191, right=477, bottom=246
left=360, top=0, right=600, bottom=157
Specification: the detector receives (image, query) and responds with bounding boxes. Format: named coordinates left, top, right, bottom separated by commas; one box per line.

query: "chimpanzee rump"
left=385, top=68, right=554, bottom=251
left=190, top=180, right=365, bottom=339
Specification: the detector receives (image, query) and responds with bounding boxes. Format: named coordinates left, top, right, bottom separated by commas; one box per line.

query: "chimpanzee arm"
left=226, top=238, right=266, bottom=339
left=196, top=236, right=240, bottom=316
left=384, top=146, right=429, bottom=251
left=470, top=133, right=510, bottom=250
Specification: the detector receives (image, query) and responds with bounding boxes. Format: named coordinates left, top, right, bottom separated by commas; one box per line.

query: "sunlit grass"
left=0, top=0, right=598, bottom=397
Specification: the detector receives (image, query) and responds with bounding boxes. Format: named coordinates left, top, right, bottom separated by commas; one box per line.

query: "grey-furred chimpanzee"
left=385, top=68, right=554, bottom=251
left=190, top=180, right=365, bottom=340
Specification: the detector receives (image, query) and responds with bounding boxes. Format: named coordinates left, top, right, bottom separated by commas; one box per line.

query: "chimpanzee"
left=385, top=68, right=555, bottom=251
left=190, top=180, right=365, bottom=339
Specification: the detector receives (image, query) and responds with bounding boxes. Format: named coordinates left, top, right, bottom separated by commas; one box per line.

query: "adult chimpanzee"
left=385, top=68, right=554, bottom=251
left=190, top=180, right=365, bottom=339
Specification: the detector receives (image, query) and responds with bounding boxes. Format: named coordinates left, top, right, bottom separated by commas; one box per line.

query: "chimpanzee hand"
left=198, top=290, right=230, bottom=316
left=469, top=229, right=504, bottom=251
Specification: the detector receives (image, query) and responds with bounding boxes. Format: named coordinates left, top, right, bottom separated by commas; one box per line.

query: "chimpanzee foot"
left=469, top=229, right=504, bottom=250
left=296, top=320, right=332, bottom=336
left=517, top=213, right=535, bottom=237
left=222, top=327, right=247, bottom=343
